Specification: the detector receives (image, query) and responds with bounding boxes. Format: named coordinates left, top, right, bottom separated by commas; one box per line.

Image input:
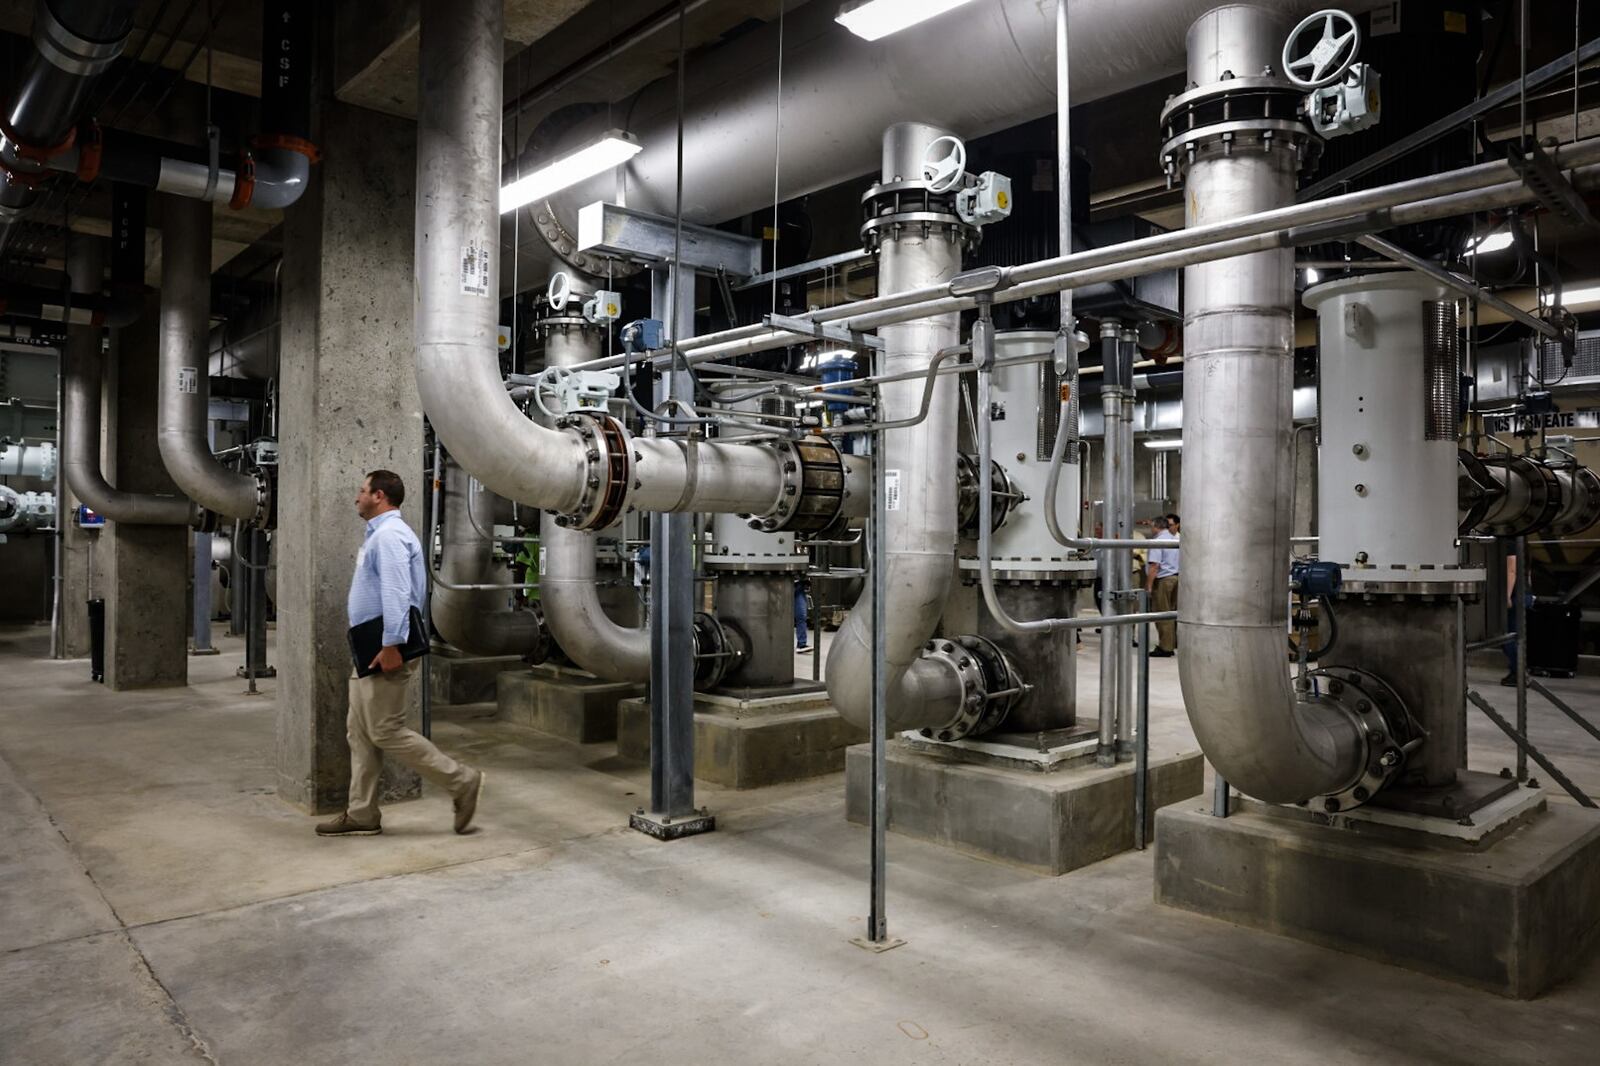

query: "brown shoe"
left=454, top=770, right=485, bottom=834
left=316, top=813, right=382, bottom=836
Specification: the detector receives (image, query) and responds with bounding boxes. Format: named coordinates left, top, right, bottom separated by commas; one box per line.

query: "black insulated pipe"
left=0, top=0, right=138, bottom=219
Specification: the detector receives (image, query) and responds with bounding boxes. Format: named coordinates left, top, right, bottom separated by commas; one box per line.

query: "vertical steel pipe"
left=1175, top=5, right=1367, bottom=804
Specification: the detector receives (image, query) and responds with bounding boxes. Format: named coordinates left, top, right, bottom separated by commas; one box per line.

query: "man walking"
left=317, top=470, right=485, bottom=836
left=1145, top=513, right=1180, bottom=658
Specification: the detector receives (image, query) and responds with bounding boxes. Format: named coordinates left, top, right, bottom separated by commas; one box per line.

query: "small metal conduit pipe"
left=60, top=235, right=201, bottom=527
left=1175, top=4, right=1364, bottom=805
left=157, top=195, right=268, bottom=525
left=429, top=454, right=548, bottom=658
left=0, top=0, right=137, bottom=239
left=536, top=316, right=650, bottom=683
left=412, top=0, right=867, bottom=529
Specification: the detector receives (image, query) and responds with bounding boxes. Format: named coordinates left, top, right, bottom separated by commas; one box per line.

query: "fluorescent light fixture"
left=1466, top=228, right=1514, bottom=256
left=835, top=0, right=980, bottom=41
left=499, top=131, right=641, bottom=215
left=1541, top=284, right=1600, bottom=308
left=1144, top=439, right=1183, bottom=451
left=1303, top=267, right=1321, bottom=285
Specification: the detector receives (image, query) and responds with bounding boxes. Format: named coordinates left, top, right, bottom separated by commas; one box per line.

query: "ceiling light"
left=1144, top=439, right=1183, bottom=451
left=1303, top=267, right=1321, bottom=285
left=499, top=131, right=641, bottom=215
left=1541, top=284, right=1600, bottom=308
left=1466, top=229, right=1514, bottom=256
left=835, top=0, right=980, bottom=41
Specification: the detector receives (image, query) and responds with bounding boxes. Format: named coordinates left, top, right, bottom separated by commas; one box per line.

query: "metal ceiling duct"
left=530, top=0, right=1366, bottom=269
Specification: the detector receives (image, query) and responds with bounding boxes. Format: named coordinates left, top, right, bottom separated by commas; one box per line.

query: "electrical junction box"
left=584, top=290, right=622, bottom=324
left=1309, top=63, right=1381, bottom=138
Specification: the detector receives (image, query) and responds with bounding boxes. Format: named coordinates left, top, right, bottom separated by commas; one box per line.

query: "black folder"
left=348, top=606, right=430, bottom=677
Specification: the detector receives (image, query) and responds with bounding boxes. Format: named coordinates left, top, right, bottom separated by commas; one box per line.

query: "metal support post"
left=632, top=263, right=713, bottom=840
left=1212, top=773, right=1231, bottom=817
left=1134, top=594, right=1151, bottom=850
left=1515, top=535, right=1528, bottom=781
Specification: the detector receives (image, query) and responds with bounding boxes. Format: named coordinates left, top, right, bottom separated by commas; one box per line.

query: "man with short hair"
left=316, top=470, right=485, bottom=836
left=1145, top=513, right=1180, bottom=657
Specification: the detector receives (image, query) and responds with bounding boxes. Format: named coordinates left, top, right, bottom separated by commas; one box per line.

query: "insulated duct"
left=531, top=0, right=1366, bottom=274
left=157, top=195, right=267, bottom=525
left=1175, top=5, right=1370, bottom=806
left=60, top=236, right=201, bottom=527
left=413, top=0, right=865, bottom=529
left=826, top=123, right=968, bottom=735
left=430, top=455, right=548, bottom=658
left=536, top=319, right=650, bottom=683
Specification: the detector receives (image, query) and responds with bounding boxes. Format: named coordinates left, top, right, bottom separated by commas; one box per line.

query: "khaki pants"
left=346, top=660, right=473, bottom=822
left=1151, top=574, right=1179, bottom=652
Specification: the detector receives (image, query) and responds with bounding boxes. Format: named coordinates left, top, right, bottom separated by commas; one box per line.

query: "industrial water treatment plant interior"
left=4, top=0, right=1600, bottom=1060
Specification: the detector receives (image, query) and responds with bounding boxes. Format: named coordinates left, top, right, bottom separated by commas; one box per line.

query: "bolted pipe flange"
left=557, top=411, right=633, bottom=531
left=753, top=435, right=847, bottom=535
left=859, top=179, right=978, bottom=253
left=690, top=611, right=745, bottom=690
left=914, top=634, right=1023, bottom=743
left=954, top=452, right=1017, bottom=537
left=1298, top=666, right=1417, bottom=812
left=1157, top=75, right=1322, bottom=185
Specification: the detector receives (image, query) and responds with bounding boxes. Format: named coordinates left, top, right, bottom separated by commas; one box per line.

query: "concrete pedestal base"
left=1154, top=794, right=1600, bottom=998
left=430, top=651, right=524, bottom=706
left=617, top=690, right=865, bottom=789
left=844, top=739, right=1205, bottom=875
left=496, top=666, right=643, bottom=743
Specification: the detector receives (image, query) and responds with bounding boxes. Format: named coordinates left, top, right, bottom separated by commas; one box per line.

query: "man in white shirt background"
left=1145, top=513, right=1180, bottom=658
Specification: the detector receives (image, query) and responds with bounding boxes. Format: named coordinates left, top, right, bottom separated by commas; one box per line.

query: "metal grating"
left=1537, top=331, right=1600, bottom=384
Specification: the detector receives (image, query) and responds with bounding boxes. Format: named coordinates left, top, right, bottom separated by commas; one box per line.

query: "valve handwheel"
left=1282, top=9, right=1361, bottom=90
left=547, top=271, right=572, bottom=312
left=921, top=135, right=967, bottom=193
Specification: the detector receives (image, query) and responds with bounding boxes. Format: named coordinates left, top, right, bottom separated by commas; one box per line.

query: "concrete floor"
left=3, top=622, right=1599, bottom=1064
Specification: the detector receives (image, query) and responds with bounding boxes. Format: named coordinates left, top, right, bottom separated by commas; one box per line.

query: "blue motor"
left=816, top=354, right=857, bottom=415
left=1290, top=559, right=1342, bottom=598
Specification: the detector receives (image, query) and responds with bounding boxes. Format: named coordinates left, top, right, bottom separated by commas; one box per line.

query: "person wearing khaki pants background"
left=316, top=470, right=485, bottom=837
left=1145, top=513, right=1181, bottom=658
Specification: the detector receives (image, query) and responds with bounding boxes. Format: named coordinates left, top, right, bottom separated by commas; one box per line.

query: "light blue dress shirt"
left=347, top=509, right=427, bottom=647
left=1149, top=529, right=1180, bottom=579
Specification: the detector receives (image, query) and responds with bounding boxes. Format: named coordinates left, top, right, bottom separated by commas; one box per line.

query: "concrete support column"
left=104, top=293, right=189, bottom=689
left=275, top=99, right=424, bottom=813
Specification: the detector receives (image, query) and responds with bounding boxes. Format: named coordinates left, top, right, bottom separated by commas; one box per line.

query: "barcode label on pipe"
left=885, top=469, right=901, bottom=511
left=538, top=547, right=547, bottom=576
left=460, top=239, right=490, bottom=297
left=178, top=367, right=198, bottom=394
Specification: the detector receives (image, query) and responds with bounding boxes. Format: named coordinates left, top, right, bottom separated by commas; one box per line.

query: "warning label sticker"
left=178, top=366, right=199, bottom=394
left=460, top=238, right=491, bottom=297
left=885, top=469, right=902, bottom=512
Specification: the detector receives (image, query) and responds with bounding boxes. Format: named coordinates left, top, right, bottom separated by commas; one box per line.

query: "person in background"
left=317, top=470, right=485, bottom=837
left=1145, top=513, right=1181, bottom=658
left=1502, top=552, right=1533, bottom=687
left=795, top=578, right=812, bottom=654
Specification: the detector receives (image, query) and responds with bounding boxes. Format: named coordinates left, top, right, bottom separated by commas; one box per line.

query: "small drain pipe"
left=60, top=235, right=202, bottom=527
left=157, top=195, right=269, bottom=525
left=430, top=454, right=549, bottom=658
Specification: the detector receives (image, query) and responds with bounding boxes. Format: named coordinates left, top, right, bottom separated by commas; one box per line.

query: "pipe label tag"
left=178, top=367, right=199, bottom=394
left=538, top=547, right=547, bottom=576
left=885, top=469, right=901, bottom=511
left=460, top=239, right=491, bottom=297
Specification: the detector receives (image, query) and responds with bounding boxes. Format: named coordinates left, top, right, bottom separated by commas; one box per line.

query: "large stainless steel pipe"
left=414, top=0, right=860, bottom=524
left=537, top=324, right=650, bottom=683
left=826, top=123, right=966, bottom=734
left=1176, top=5, right=1364, bottom=804
left=430, top=455, right=547, bottom=658
left=157, top=195, right=265, bottom=524
left=60, top=236, right=199, bottom=526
